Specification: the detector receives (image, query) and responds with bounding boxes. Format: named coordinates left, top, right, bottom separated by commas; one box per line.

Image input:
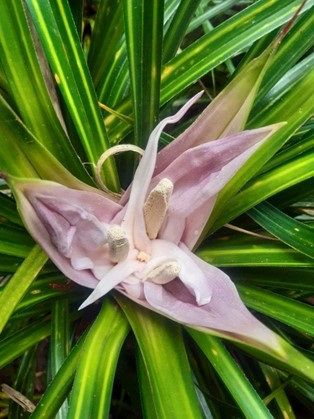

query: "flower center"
left=136, top=250, right=150, bottom=263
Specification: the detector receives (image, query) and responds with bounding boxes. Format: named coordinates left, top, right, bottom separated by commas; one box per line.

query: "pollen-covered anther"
left=145, top=260, right=180, bottom=285
left=143, top=178, right=173, bottom=239
left=107, top=225, right=129, bottom=263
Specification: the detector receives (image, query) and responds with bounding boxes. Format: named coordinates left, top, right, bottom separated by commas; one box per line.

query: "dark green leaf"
left=248, top=202, right=314, bottom=259
left=31, top=331, right=87, bottom=419
left=123, top=0, right=164, bottom=147
left=238, top=285, right=314, bottom=337
left=188, top=331, right=273, bottom=419
left=163, top=0, right=202, bottom=63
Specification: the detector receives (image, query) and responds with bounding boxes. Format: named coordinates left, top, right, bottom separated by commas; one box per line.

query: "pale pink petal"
left=156, top=55, right=270, bottom=174
left=140, top=247, right=281, bottom=352
left=147, top=239, right=212, bottom=305
left=154, top=124, right=282, bottom=247
left=13, top=189, right=98, bottom=288
left=79, top=259, right=142, bottom=309
left=118, top=277, right=145, bottom=300
left=24, top=180, right=122, bottom=222
left=122, top=92, right=203, bottom=252
left=12, top=180, right=122, bottom=288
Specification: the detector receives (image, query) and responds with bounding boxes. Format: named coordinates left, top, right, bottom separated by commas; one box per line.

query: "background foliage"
left=0, top=0, right=313, bottom=418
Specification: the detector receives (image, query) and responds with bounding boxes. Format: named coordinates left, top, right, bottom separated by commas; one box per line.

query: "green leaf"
left=88, top=0, right=124, bottom=88
left=160, top=0, right=313, bottom=104
left=260, top=364, right=296, bottom=418
left=0, top=317, right=51, bottom=369
left=123, top=0, right=164, bottom=147
left=0, top=99, right=37, bottom=178
left=68, top=0, right=83, bottom=38
left=8, top=347, right=37, bottom=419
left=0, top=95, right=94, bottom=187
left=0, top=193, right=21, bottom=226
left=0, top=222, right=33, bottom=258
left=197, top=237, right=314, bottom=267
left=26, top=0, right=119, bottom=190
left=0, top=255, right=24, bottom=273
left=14, top=276, right=78, bottom=313
left=107, top=0, right=314, bottom=143
left=31, top=331, right=87, bottom=419
left=50, top=299, right=70, bottom=419
left=248, top=202, right=314, bottom=259
left=187, top=0, right=240, bottom=34
left=255, top=9, right=314, bottom=102
left=261, top=126, right=314, bottom=174
left=211, top=149, right=314, bottom=233
left=252, top=54, right=314, bottom=125
left=206, top=66, right=314, bottom=235
left=238, top=285, right=314, bottom=337
left=0, top=0, right=89, bottom=181
left=230, top=267, right=314, bottom=290
left=68, top=299, right=130, bottom=419
left=136, top=351, right=158, bottom=419
left=188, top=331, right=273, bottom=419
left=97, top=40, right=129, bottom=108
left=116, top=295, right=203, bottom=419
left=163, top=0, right=202, bottom=63
left=0, top=245, right=47, bottom=334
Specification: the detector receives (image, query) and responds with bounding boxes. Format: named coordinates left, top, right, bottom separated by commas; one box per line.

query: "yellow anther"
left=137, top=251, right=150, bottom=263
left=143, top=178, right=173, bottom=239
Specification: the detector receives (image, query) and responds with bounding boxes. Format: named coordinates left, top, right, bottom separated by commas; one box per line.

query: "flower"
left=10, top=92, right=284, bottom=353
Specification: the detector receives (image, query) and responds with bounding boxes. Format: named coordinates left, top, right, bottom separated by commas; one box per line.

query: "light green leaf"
left=254, top=8, right=314, bottom=102
left=116, top=295, right=203, bottom=419
left=260, top=364, right=296, bottom=418
left=197, top=237, right=314, bottom=267
left=0, top=95, right=94, bottom=187
left=26, top=0, right=119, bottom=190
left=68, top=299, right=130, bottom=419
left=0, top=245, right=47, bottom=334
left=0, top=0, right=89, bottom=181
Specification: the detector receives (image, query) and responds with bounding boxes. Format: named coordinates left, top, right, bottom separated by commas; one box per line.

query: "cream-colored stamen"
left=107, top=225, right=129, bottom=263
left=96, top=144, right=144, bottom=198
left=143, top=178, right=173, bottom=239
left=145, top=260, right=180, bottom=285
